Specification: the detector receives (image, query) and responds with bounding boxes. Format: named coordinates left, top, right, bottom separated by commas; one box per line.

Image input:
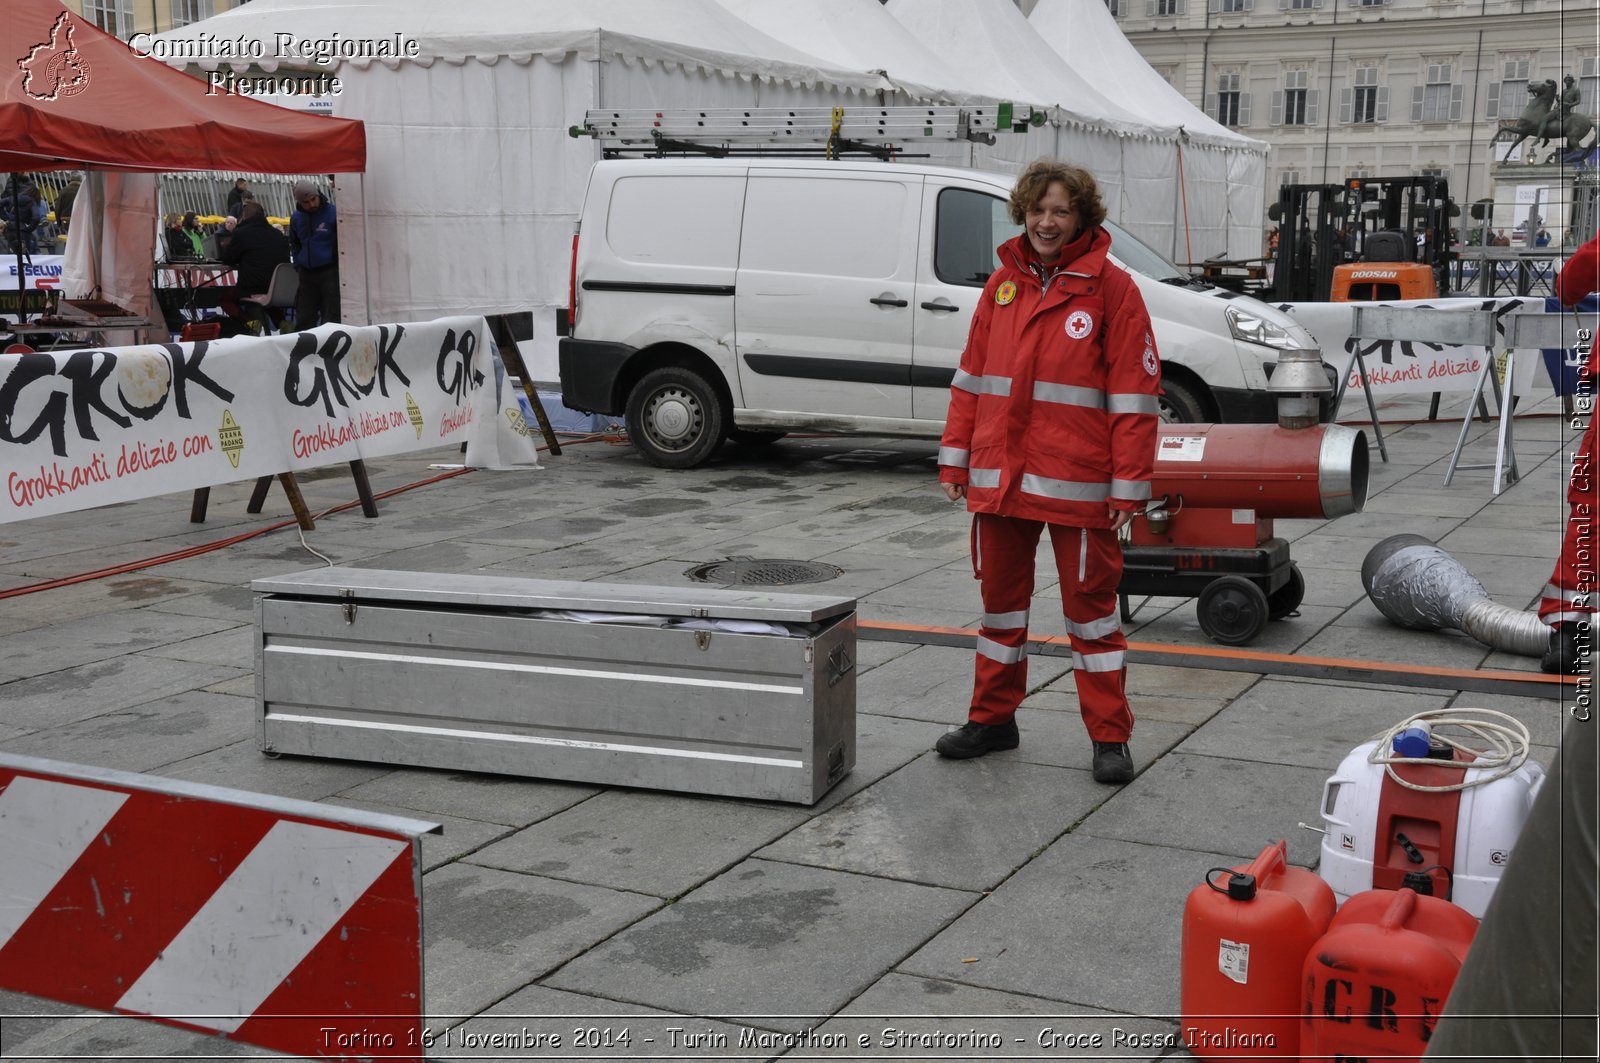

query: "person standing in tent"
left=1, top=176, right=46, bottom=254
left=289, top=179, right=340, bottom=328
left=54, top=178, right=80, bottom=234
left=935, top=159, right=1161, bottom=784
left=227, top=178, right=251, bottom=214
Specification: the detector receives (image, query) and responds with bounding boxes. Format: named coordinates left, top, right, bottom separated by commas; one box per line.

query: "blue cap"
left=1393, top=726, right=1432, bottom=758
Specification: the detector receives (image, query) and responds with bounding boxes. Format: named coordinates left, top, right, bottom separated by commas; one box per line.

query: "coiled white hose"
left=1366, top=706, right=1533, bottom=793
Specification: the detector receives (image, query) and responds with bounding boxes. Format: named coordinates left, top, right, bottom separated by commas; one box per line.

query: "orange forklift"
left=1273, top=176, right=1455, bottom=302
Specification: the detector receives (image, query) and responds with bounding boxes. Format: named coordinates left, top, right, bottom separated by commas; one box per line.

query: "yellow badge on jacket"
left=995, top=280, right=1017, bottom=305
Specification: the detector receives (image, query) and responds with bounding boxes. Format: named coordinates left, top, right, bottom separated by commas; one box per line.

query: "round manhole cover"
left=684, top=557, right=842, bottom=587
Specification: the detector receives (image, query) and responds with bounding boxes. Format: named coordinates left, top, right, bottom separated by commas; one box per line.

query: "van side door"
left=734, top=170, right=923, bottom=418
left=911, top=182, right=1019, bottom=421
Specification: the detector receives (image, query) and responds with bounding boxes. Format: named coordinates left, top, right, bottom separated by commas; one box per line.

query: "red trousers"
left=966, top=512, right=1134, bottom=742
left=1539, top=416, right=1598, bottom=628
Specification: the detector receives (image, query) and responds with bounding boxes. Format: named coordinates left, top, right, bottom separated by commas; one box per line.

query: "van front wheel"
left=1157, top=379, right=1208, bottom=424
left=626, top=366, right=727, bottom=468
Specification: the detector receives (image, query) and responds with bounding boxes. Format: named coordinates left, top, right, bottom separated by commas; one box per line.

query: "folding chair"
left=241, top=262, right=298, bottom=334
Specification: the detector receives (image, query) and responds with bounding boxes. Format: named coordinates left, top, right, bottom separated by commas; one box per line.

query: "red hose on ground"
left=0, top=434, right=612, bottom=600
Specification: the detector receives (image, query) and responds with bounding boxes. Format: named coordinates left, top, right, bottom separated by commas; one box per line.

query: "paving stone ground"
left=0, top=390, right=1587, bottom=1060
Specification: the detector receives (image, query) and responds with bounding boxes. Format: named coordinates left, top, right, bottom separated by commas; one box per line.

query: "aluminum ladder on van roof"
left=570, top=104, right=1045, bottom=159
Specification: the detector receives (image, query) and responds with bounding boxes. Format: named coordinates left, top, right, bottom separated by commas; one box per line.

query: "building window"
left=1154, top=64, right=1181, bottom=90
left=1581, top=56, right=1598, bottom=114
left=1357, top=0, right=1391, bottom=6
left=1208, top=71, right=1250, bottom=127
left=1280, top=0, right=1322, bottom=9
left=1104, top=0, right=1122, bottom=15
left=1342, top=62, right=1388, bottom=124
left=171, top=1, right=214, bottom=29
left=1212, top=0, right=1253, bottom=12
left=82, top=0, right=135, bottom=38
left=1349, top=168, right=1373, bottom=180
left=1280, top=169, right=1302, bottom=187
left=1148, top=0, right=1186, bottom=17
left=1274, top=68, right=1318, bottom=126
left=1412, top=58, right=1463, bottom=124
left=1486, top=56, right=1532, bottom=120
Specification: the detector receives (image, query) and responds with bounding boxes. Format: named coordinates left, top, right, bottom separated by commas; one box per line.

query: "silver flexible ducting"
left=1361, top=534, right=1550, bottom=657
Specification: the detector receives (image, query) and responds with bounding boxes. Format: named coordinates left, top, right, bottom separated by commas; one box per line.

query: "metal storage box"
left=252, top=568, right=857, bottom=804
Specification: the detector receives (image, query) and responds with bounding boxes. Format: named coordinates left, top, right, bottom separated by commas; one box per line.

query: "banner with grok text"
left=1, top=317, right=540, bottom=524
left=1274, top=296, right=1548, bottom=404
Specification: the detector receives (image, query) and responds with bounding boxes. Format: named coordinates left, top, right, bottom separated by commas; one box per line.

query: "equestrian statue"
left=1498, top=76, right=1596, bottom=162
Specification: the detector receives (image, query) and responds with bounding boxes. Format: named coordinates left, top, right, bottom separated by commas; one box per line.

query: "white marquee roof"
left=153, top=0, right=889, bottom=92
left=1028, top=0, right=1265, bottom=152
left=884, top=0, right=1176, bottom=139
left=715, top=0, right=982, bottom=105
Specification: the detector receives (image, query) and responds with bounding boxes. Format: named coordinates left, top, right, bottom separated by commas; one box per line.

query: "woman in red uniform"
left=1541, top=233, right=1600, bottom=673
left=935, top=160, right=1162, bottom=783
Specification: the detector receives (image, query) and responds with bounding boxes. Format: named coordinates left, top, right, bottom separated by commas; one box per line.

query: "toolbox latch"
left=341, top=589, right=357, bottom=625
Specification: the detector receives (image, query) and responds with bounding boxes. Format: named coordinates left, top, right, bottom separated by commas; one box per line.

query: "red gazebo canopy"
left=1, top=0, right=365, bottom=174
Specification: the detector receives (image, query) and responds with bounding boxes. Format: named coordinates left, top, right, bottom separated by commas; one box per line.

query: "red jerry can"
left=1181, top=840, right=1337, bottom=1060
left=1300, top=888, right=1479, bottom=1062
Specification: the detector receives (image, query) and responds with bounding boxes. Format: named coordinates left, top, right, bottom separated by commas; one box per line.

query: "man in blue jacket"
left=289, top=179, right=340, bottom=328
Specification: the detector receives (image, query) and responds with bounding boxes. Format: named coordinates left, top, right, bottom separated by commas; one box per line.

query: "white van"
left=559, top=158, right=1323, bottom=468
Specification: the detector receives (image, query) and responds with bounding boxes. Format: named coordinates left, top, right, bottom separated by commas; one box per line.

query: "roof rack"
left=570, top=105, right=1046, bottom=160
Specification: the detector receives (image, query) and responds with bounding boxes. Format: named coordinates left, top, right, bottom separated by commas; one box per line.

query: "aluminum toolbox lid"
left=252, top=567, right=857, bottom=623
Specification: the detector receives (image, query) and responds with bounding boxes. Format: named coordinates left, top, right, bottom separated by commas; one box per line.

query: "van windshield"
left=1102, top=219, right=1188, bottom=283
left=934, top=186, right=1192, bottom=287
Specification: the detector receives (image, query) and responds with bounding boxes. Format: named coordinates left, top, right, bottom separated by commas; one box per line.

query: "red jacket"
left=1556, top=235, right=1600, bottom=383
left=938, top=229, right=1162, bottom=529
left=1556, top=234, right=1599, bottom=308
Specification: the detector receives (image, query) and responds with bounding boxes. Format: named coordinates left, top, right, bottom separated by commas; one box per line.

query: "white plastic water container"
left=1318, top=738, right=1545, bottom=918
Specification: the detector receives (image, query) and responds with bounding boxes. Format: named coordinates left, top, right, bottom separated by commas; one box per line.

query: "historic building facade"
left=60, top=1, right=246, bottom=41
left=1077, top=0, right=1596, bottom=231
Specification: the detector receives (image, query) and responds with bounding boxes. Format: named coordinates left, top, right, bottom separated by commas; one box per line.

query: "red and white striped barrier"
left=0, top=753, right=439, bottom=1060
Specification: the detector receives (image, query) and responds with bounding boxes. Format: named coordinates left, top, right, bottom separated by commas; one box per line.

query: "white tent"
left=1027, top=0, right=1268, bottom=262
left=714, top=0, right=976, bottom=106
left=154, top=0, right=1267, bottom=377
left=882, top=0, right=1196, bottom=257
left=722, top=0, right=1191, bottom=240
left=155, top=0, right=892, bottom=378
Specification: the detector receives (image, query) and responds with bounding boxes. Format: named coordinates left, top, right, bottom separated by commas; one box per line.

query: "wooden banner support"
left=189, top=460, right=376, bottom=532
left=485, top=313, right=562, bottom=455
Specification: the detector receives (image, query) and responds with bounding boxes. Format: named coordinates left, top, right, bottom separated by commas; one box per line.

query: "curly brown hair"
left=1008, top=160, right=1107, bottom=230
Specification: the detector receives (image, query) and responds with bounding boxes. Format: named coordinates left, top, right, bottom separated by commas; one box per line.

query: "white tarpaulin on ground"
left=1027, top=0, right=1267, bottom=264
left=0, top=316, right=538, bottom=523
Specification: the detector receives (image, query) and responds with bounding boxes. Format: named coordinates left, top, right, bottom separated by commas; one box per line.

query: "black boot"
left=935, top=720, right=1019, bottom=759
left=1541, top=621, right=1589, bottom=676
left=1092, top=741, right=1135, bottom=784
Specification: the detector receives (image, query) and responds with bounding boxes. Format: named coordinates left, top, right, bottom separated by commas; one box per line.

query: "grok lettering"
left=285, top=326, right=410, bottom=417
left=436, top=328, right=484, bottom=405
left=0, top=344, right=233, bottom=458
